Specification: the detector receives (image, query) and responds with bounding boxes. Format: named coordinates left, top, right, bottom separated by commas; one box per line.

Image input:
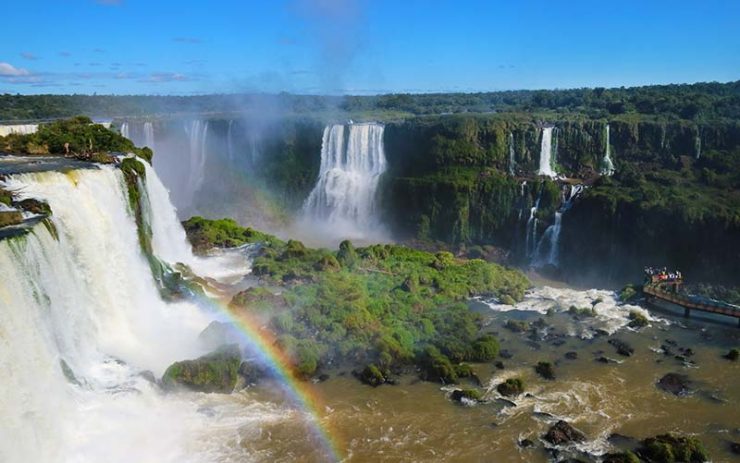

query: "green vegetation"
left=639, top=434, right=709, bottom=463
left=0, top=116, right=151, bottom=159
left=162, top=345, right=242, bottom=393
left=724, top=348, right=739, bottom=361
left=182, top=216, right=280, bottom=253
left=496, top=377, right=525, bottom=397
left=620, top=284, right=638, bottom=302
left=185, top=217, right=529, bottom=380
left=603, top=451, right=640, bottom=463
left=450, top=388, right=482, bottom=403
left=628, top=310, right=649, bottom=329
left=1, top=80, right=737, bottom=121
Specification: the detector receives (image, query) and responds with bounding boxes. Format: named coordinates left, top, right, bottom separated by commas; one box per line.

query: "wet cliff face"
left=381, top=115, right=740, bottom=284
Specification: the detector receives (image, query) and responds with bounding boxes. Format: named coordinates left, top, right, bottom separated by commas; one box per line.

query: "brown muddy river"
left=188, top=286, right=739, bottom=462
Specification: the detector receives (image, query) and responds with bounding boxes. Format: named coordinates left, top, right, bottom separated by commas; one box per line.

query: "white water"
left=0, top=124, right=39, bottom=137
left=695, top=134, right=702, bottom=159
left=140, top=161, right=249, bottom=282
left=537, top=127, right=557, bottom=178
left=0, top=167, right=229, bottom=462
left=600, top=124, right=615, bottom=176
left=144, top=122, right=155, bottom=151
left=302, top=123, right=388, bottom=241
left=508, top=132, right=516, bottom=176
left=524, top=188, right=541, bottom=258
left=533, top=184, right=584, bottom=267
left=478, top=286, right=661, bottom=338
left=120, top=121, right=130, bottom=140
left=186, top=120, right=209, bottom=204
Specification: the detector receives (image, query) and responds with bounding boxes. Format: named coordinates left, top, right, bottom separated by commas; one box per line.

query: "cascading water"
left=144, top=121, right=155, bottom=151
left=695, top=133, right=702, bottom=159
left=524, top=190, right=541, bottom=259
left=533, top=184, right=584, bottom=267
left=186, top=120, right=209, bottom=203
left=537, top=127, right=557, bottom=178
left=600, top=124, right=615, bottom=176
left=0, top=124, right=38, bottom=137
left=302, top=122, right=387, bottom=240
left=139, top=161, right=249, bottom=281
left=120, top=121, right=130, bottom=140
left=508, top=132, right=516, bottom=176
left=0, top=166, right=229, bottom=462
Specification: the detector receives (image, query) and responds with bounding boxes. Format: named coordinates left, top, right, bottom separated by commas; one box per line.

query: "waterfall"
left=0, top=124, right=38, bottom=137
left=600, top=124, right=615, bottom=176
left=302, top=122, right=387, bottom=240
left=508, top=132, right=516, bottom=176
left=533, top=184, right=584, bottom=267
left=537, top=127, right=557, bottom=178
left=0, top=166, right=226, bottom=462
left=144, top=122, right=155, bottom=151
left=186, top=120, right=209, bottom=202
left=120, top=122, right=130, bottom=140
left=524, top=190, right=541, bottom=259
left=695, top=134, right=702, bottom=159
left=139, top=161, right=249, bottom=281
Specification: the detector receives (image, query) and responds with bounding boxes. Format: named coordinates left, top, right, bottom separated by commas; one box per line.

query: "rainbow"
left=191, top=291, right=345, bottom=462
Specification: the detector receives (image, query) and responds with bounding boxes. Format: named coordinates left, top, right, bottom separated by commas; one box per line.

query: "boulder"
left=356, top=364, right=386, bottom=387
left=496, top=378, right=525, bottom=397
left=543, top=420, right=586, bottom=446
left=609, top=339, right=635, bottom=357
left=657, top=373, right=691, bottom=396
left=162, top=344, right=241, bottom=393
left=450, top=388, right=482, bottom=403
left=535, top=361, right=556, bottom=380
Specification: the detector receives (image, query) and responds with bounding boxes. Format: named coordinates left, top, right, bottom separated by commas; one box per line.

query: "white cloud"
left=0, top=62, right=30, bottom=77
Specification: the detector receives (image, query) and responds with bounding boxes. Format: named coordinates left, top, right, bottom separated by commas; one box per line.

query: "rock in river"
left=543, top=420, right=586, bottom=446
left=657, top=373, right=692, bottom=396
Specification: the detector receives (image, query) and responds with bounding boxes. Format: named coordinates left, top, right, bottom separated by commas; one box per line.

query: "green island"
left=182, top=216, right=529, bottom=382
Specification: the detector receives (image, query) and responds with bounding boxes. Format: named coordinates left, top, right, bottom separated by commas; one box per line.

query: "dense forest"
left=1, top=80, right=738, bottom=122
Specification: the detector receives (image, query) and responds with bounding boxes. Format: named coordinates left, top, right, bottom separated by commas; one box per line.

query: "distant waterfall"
left=600, top=124, right=615, bottom=176
left=695, top=133, right=702, bottom=159
left=144, top=122, right=155, bottom=151
left=508, top=132, right=516, bottom=176
left=120, top=122, right=130, bottom=140
left=524, top=190, right=542, bottom=259
left=302, top=122, right=387, bottom=239
left=0, top=124, right=38, bottom=137
left=537, top=127, right=557, bottom=177
left=533, top=184, right=584, bottom=267
left=186, top=121, right=209, bottom=201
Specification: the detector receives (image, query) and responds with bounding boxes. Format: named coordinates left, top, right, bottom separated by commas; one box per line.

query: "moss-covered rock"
left=639, top=434, right=709, bottom=463
left=450, top=388, right=482, bottom=403
left=628, top=310, right=649, bottom=328
left=357, top=364, right=387, bottom=387
left=496, top=377, right=525, bottom=397
left=162, top=344, right=242, bottom=393
left=723, top=348, right=739, bottom=361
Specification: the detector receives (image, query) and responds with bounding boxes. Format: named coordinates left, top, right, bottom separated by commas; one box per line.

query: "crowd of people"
left=644, top=266, right=683, bottom=284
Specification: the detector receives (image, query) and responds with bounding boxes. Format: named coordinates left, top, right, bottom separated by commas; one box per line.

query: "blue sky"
left=0, top=0, right=738, bottom=95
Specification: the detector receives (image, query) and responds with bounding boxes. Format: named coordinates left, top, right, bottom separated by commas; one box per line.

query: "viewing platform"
left=642, top=268, right=740, bottom=326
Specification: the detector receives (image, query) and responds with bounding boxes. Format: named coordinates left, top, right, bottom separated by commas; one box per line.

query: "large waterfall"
left=144, top=121, right=155, bottom=151
left=0, top=164, right=261, bottom=463
left=537, top=127, right=557, bottom=177
left=0, top=124, right=39, bottom=137
left=0, top=166, right=223, bottom=462
left=302, top=123, right=387, bottom=241
left=600, top=124, right=615, bottom=175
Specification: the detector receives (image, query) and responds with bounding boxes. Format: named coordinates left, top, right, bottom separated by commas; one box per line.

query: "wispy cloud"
left=173, top=37, right=202, bottom=44
left=95, top=0, right=123, bottom=5
left=20, top=52, right=39, bottom=61
left=139, top=72, right=192, bottom=83
left=93, top=48, right=106, bottom=53
left=59, top=51, right=72, bottom=57
left=0, top=62, right=31, bottom=77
